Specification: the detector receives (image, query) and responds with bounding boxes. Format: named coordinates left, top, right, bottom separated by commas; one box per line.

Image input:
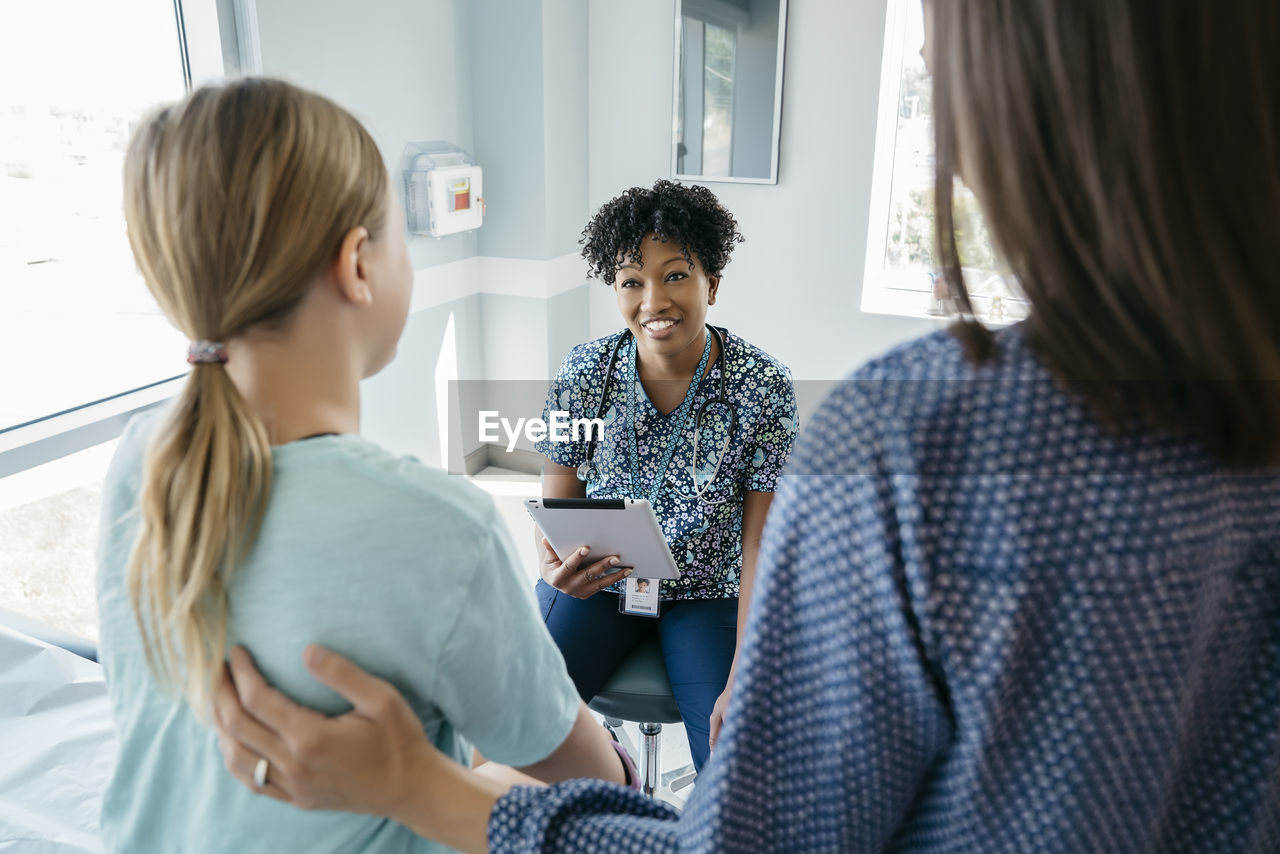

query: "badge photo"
left=620, top=576, right=660, bottom=618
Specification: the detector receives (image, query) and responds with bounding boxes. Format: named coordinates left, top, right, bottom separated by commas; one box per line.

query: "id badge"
left=619, top=576, right=661, bottom=618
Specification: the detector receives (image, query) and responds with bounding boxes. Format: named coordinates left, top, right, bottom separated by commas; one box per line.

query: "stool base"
left=601, top=716, right=697, bottom=801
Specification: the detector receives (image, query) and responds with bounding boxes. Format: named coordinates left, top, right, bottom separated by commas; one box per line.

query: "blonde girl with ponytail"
left=96, top=78, right=630, bottom=854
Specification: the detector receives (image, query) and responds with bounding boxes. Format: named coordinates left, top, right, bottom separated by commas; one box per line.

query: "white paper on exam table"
left=0, top=624, right=114, bottom=853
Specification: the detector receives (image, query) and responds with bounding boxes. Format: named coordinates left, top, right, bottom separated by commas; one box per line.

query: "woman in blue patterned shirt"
left=213, top=0, right=1280, bottom=851
left=533, top=180, right=798, bottom=771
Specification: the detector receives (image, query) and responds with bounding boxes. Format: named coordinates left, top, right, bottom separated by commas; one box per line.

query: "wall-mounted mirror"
left=672, top=0, right=787, bottom=184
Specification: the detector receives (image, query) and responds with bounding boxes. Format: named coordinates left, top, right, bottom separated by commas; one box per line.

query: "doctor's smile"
left=640, top=316, right=680, bottom=338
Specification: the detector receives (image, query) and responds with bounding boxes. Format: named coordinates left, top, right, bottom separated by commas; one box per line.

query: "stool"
left=587, top=635, right=696, bottom=797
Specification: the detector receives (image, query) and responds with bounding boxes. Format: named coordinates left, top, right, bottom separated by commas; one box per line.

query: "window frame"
left=670, top=0, right=787, bottom=186
left=860, top=0, right=1028, bottom=325
left=861, top=0, right=928, bottom=319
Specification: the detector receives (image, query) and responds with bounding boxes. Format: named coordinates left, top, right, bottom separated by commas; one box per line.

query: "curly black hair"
left=580, top=180, right=744, bottom=283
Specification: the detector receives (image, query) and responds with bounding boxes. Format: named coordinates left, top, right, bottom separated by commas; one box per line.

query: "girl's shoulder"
left=111, top=408, right=165, bottom=478
left=100, top=408, right=167, bottom=535
left=280, top=435, right=495, bottom=524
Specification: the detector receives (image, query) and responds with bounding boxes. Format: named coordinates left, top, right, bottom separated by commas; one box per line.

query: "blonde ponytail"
left=121, top=79, right=388, bottom=715
left=129, top=366, right=272, bottom=714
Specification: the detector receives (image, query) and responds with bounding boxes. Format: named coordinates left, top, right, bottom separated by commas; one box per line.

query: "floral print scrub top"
left=536, top=327, right=797, bottom=600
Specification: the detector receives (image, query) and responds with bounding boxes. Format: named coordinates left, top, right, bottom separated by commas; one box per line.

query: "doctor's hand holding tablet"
left=536, top=538, right=630, bottom=600
left=527, top=495, right=684, bottom=607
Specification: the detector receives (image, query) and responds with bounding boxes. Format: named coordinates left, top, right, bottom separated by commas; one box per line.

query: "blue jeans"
left=535, top=579, right=738, bottom=772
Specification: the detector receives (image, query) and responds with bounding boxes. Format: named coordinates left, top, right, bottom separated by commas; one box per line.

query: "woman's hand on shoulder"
left=539, top=537, right=631, bottom=599
left=212, top=645, right=436, bottom=819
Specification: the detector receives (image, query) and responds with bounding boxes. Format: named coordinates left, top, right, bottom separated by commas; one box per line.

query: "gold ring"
left=253, top=757, right=270, bottom=789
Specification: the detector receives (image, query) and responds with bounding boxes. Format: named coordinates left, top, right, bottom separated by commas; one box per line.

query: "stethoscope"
left=576, top=324, right=737, bottom=504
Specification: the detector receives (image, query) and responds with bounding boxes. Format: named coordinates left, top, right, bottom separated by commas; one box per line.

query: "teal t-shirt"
left=95, top=410, right=579, bottom=853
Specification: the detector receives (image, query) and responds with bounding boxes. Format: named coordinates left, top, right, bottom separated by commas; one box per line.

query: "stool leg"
left=667, top=768, right=697, bottom=793
left=639, top=722, right=662, bottom=796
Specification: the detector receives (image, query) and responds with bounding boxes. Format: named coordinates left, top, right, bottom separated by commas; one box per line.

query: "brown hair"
left=931, top=0, right=1280, bottom=465
left=122, top=78, right=388, bottom=714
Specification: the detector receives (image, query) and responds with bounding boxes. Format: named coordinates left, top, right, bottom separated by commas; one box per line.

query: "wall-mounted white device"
left=401, top=141, right=484, bottom=238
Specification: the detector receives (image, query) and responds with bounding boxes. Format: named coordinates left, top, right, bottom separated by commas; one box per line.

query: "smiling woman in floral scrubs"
left=534, top=180, right=798, bottom=771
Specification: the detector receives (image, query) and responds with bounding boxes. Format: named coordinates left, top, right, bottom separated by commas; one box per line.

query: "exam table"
left=0, top=612, right=113, bottom=853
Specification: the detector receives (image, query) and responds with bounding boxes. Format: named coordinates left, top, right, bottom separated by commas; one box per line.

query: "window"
left=0, top=0, right=251, bottom=638
left=3, top=2, right=198, bottom=437
left=675, top=4, right=743, bottom=179
left=0, top=440, right=117, bottom=641
left=676, top=15, right=740, bottom=177
left=700, top=21, right=736, bottom=176
left=861, top=0, right=1029, bottom=325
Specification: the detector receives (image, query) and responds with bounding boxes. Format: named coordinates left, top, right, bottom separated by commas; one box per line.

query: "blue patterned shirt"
left=491, top=323, right=1280, bottom=853
left=537, top=329, right=797, bottom=600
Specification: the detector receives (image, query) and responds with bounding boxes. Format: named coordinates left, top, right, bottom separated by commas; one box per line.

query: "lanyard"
left=626, top=330, right=712, bottom=503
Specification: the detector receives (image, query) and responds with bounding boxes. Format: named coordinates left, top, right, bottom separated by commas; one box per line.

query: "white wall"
left=254, top=0, right=592, bottom=469
left=253, top=0, right=487, bottom=466
left=254, top=0, right=941, bottom=462
left=255, top=0, right=478, bottom=271
left=587, top=0, right=938, bottom=404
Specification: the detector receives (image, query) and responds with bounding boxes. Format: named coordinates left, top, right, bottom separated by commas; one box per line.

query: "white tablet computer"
left=525, top=498, right=681, bottom=580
